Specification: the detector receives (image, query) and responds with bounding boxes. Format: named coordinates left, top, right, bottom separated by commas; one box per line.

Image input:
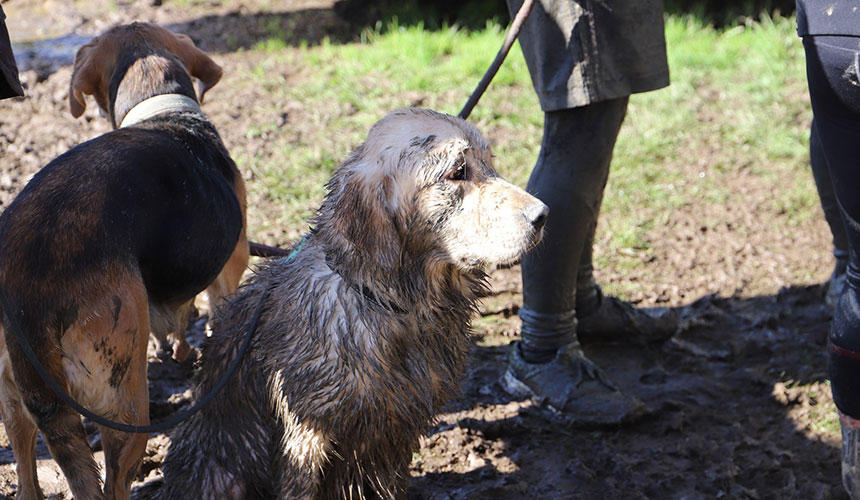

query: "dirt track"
left=0, top=1, right=848, bottom=498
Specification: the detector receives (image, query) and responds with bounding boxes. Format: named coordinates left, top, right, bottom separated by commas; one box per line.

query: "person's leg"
left=803, top=34, right=860, bottom=499
left=502, top=0, right=675, bottom=425
left=504, top=99, right=646, bottom=425
left=517, top=99, right=627, bottom=363
left=809, top=118, right=849, bottom=306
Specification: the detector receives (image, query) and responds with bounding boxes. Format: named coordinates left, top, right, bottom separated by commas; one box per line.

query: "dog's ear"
left=170, top=33, right=222, bottom=103
left=69, top=38, right=106, bottom=118
left=325, top=167, right=402, bottom=275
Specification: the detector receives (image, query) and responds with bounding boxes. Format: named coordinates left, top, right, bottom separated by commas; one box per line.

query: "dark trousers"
left=810, top=117, right=849, bottom=263
left=518, top=98, right=628, bottom=362
left=803, top=35, right=860, bottom=418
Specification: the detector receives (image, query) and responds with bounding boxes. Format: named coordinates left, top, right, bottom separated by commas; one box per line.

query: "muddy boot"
left=841, top=412, right=860, bottom=499
left=575, top=284, right=677, bottom=345
left=501, top=340, right=645, bottom=426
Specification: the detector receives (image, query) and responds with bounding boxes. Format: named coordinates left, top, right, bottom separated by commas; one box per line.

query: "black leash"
left=458, top=0, right=536, bottom=120
left=14, top=286, right=271, bottom=434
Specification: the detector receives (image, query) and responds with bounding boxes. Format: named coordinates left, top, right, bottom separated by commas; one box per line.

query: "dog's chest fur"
left=187, top=238, right=482, bottom=497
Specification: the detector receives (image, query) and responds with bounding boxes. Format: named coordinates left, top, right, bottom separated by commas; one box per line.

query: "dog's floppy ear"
left=322, top=163, right=402, bottom=276
left=69, top=37, right=106, bottom=118
left=170, top=33, right=222, bottom=103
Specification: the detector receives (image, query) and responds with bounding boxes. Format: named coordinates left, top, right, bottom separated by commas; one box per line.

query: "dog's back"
left=0, top=114, right=242, bottom=336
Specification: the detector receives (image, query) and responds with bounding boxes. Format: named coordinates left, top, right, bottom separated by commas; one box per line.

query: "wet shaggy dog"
left=159, top=108, right=548, bottom=499
left=0, top=23, right=247, bottom=500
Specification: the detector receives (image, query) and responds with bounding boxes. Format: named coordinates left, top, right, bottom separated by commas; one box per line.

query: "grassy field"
left=243, top=13, right=810, bottom=221
left=237, top=10, right=815, bottom=294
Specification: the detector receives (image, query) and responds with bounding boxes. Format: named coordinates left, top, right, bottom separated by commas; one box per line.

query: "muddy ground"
left=0, top=0, right=848, bottom=498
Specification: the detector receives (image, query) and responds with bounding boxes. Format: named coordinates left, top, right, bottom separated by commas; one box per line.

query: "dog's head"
left=69, top=22, right=222, bottom=124
left=317, top=108, right=547, bottom=283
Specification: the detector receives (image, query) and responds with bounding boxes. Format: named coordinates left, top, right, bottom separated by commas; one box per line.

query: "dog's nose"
left=525, top=202, right=549, bottom=231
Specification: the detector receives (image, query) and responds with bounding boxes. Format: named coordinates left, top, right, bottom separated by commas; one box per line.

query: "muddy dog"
left=0, top=23, right=247, bottom=500
left=159, top=108, right=548, bottom=499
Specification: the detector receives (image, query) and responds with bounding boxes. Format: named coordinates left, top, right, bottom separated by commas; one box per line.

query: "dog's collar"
left=322, top=251, right=407, bottom=315
left=119, top=94, right=202, bottom=128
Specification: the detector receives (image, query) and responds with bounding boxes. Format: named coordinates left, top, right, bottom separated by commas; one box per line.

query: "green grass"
left=594, top=12, right=811, bottom=284
left=236, top=11, right=817, bottom=291
left=240, top=11, right=812, bottom=247
left=810, top=390, right=841, bottom=435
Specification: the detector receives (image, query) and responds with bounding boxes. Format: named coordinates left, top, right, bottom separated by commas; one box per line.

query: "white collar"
left=119, top=93, right=202, bottom=128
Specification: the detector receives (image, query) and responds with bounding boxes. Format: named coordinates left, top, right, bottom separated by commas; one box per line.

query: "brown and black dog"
left=0, top=23, right=248, bottom=499
left=68, top=23, right=250, bottom=363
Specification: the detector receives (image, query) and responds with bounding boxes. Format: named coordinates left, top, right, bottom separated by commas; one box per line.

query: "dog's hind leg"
left=39, top=408, right=103, bottom=499
left=99, top=414, right=148, bottom=500
left=1, top=307, right=102, bottom=498
left=99, top=282, right=151, bottom=500
left=205, top=236, right=249, bottom=312
left=169, top=300, right=194, bottom=364
left=150, top=300, right=195, bottom=363
left=9, top=349, right=103, bottom=499
left=98, top=366, right=149, bottom=500
left=0, top=330, right=43, bottom=500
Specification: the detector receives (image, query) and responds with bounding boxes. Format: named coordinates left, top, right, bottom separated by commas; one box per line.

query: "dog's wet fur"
left=160, top=108, right=548, bottom=499
left=0, top=23, right=248, bottom=500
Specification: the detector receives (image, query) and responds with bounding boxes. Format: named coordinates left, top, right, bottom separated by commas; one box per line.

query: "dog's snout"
left=526, top=202, right=549, bottom=231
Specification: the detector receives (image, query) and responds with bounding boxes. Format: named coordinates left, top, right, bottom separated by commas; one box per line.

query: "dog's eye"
left=446, top=162, right=467, bottom=182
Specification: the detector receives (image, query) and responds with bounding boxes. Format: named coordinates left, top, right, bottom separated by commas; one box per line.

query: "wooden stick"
left=458, top=0, right=536, bottom=120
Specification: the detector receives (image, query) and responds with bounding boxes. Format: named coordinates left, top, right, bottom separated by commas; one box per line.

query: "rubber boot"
left=829, top=267, right=860, bottom=499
